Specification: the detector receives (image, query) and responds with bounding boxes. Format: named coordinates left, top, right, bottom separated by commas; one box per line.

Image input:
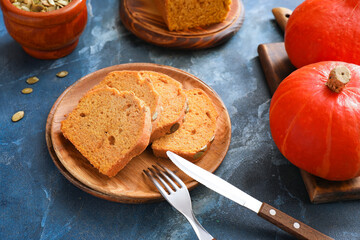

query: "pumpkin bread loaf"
left=93, top=71, right=161, bottom=133
left=152, top=88, right=218, bottom=161
left=139, top=71, right=187, bottom=142
left=61, top=88, right=152, bottom=177
left=154, top=0, right=232, bottom=31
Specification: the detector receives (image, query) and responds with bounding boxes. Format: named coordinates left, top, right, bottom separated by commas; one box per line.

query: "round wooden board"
left=47, top=63, right=231, bottom=203
left=120, top=0, right=245, bottom=49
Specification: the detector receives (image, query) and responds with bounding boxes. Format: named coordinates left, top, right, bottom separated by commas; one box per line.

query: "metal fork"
left=144, top=164, right=215, bottom=240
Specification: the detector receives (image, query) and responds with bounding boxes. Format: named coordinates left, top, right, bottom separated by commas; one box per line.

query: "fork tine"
left=143, top=169, right=169, bottom=196
left=157, top=163, right=186, bottom=188
left=148, top=167, right=174, bottom=194
left=145, top=166, right=215, bottom=240
left=153, top=165, right=179, bottom=190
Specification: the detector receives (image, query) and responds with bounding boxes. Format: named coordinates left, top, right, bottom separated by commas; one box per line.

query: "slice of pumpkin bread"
left=94, top=71, right=161, bottom=133
left=61, top=88, right=152, bottom=177
left=139, top=71, right=187, bottom=142
left=152, top=88, right=218, bottom=162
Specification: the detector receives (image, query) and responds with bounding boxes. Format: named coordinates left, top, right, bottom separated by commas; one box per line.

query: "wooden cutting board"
left=120, top=0, right=244, bottom=49
left=258, top=42, right=360, bottom=204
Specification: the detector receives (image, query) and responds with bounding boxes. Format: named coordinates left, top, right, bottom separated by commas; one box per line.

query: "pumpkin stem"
left=326, top=65, right=351, bottom=93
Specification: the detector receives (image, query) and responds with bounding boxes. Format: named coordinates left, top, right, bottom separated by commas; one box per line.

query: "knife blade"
left=167, top=151, right=334, bottom=240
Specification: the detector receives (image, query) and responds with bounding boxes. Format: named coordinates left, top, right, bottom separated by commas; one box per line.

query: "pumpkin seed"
left=193, top=151, right=204, bottom=160
left=41, top=0, right=51, bottom=7
left=21, top=88, right=33, bottom=94
left=170, top=123, right=180, bottom=133
left=57, top=0, right=69, bottom=6
left=20, top=5, right=30, bottom=11
left=31, top=4, right=44, bottom=12
left=12, top=111, right=24, bottom=122
left=26, top=76, right=39, bottom=85
left=56, top=71, right=68, bottom=78
left=11, top=1, right=21, bottom=8
left=185, top=102, right=189, bottom=114
left=11, top=0, right=72, bottom=12
left=23, top=0, right=32, bottom=8
left=152, top=111, right=158, bottom=121
left=199, top=145, right=208, bottom=152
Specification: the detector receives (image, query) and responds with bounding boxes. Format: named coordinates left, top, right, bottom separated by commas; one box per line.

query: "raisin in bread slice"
left=61, top=88, right=151, bottom=177
left=152, top=88, right=218, bottom=162
left=139, top=71, right=187, bottom=142
left=93, top=71, right=161, bottom=134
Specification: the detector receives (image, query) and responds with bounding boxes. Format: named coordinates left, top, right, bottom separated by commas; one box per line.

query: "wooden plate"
left=120, top=0, right=245, bottom=49
left=47, top=63, right=231, bottom=203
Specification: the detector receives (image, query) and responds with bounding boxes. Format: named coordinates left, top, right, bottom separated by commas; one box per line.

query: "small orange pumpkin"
left=270, top=61, right=360, bottom=181
left=285, top=0, right=360, bottom=68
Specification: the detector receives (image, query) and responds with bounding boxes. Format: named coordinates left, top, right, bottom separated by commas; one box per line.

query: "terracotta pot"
left=0, top=0, right=87, bottom=59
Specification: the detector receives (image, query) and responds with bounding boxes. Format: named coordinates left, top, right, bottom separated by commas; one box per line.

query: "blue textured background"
left=1, top=0, right=359, bottom=239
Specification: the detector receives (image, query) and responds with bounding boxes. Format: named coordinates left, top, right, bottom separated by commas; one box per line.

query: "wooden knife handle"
left=258, top=203, right=334, bottom=240
left=272, top=7, right=293, bottom=32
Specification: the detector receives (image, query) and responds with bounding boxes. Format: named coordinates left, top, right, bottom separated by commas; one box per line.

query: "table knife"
left=167, top=151, right=334, bottom=240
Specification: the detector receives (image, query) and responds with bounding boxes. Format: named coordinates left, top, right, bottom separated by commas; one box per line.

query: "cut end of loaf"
left=157, top=0, right=232, bottom=31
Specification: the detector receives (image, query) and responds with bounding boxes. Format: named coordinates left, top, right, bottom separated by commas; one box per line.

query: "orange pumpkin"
left=270, top=61, right=360, bottom=181
left=285, top=0, right=360, bottom=68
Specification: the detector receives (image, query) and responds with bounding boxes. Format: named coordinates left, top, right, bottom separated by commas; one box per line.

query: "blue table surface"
left=1, top=0, right=359, bottom=239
